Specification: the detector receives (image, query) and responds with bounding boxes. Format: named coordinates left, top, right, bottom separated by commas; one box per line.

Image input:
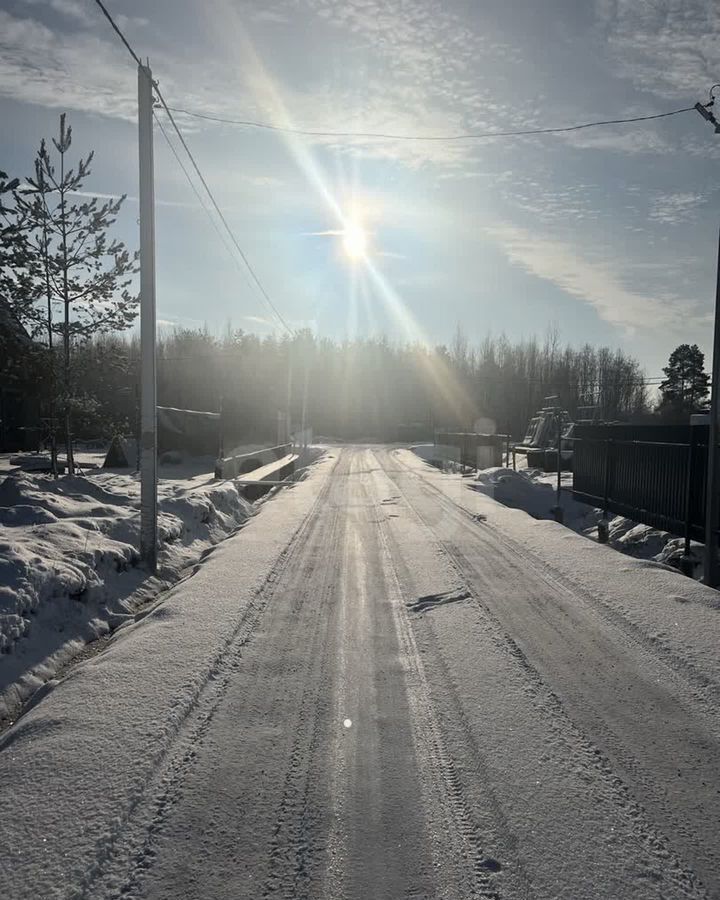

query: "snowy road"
left=2, top=446, right=720, bottom=899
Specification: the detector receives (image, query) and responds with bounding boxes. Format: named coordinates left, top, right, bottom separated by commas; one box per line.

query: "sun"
left=342, top=221, right=368, bottom=260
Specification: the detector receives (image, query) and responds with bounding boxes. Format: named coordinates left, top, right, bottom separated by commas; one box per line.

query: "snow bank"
left=0, top=451, right=335, bottom=900
left=398, top=447, right=720, bottom=680
left=409, top=449, right=703, bottom=579
left=0, top=467, right=255, bottom=721
left=472, top=465, right=704, bottom=576
left=487, top=461, right=702, bottom=568
left=472, top=466, right=598, bottom=526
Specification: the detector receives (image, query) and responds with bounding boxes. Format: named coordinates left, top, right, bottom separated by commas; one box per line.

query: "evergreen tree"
left=11, top=115, right=139, bottom=474
left=0, top=169, right=20, bottom=260
left=658, top=343, right=710, bottom=421
left=0, top=169, right=34, bottom=324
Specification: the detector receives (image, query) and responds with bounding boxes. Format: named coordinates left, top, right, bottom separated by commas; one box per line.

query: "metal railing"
left=572, top=424, right=709, bottom=545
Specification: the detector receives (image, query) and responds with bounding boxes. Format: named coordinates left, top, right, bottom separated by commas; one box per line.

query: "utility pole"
left=704, top=227, right=720, bottom=586
left=138, top=62, right=157, bottom=571
left=695, top=93, right=720, bottom=586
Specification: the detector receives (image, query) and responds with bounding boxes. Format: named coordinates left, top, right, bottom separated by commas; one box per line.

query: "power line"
left=165, top=105, right=696, bottom=142
left=154, top=93, right=294, bottom=336
left=92, top=0, right=141, bottom=66
left=154, top=112, right=259, bottom=285
left=92, top=0, right=294, bottom=337
left=92, top=0, right=696, bottom=147
left=91, top=0, right=697, bottom=148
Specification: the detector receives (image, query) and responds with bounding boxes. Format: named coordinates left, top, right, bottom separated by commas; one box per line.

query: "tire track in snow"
left=258, top=459, right=350, bottom=900
left=390, top=448, right=720, bottom=707
left=361, top=455, right=533, bottom=900
left=71, top=455, right=341, bottom=900
left=376, top=449, right=710, bottom=900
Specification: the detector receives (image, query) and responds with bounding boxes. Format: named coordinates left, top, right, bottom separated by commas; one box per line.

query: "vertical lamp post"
left=138, top=62, right=157, bottom=571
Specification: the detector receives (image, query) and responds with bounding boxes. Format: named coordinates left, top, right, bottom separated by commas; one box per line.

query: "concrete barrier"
left=234, top=453, right=298, bottom=501
left=215, top=443, right=291, bottom=480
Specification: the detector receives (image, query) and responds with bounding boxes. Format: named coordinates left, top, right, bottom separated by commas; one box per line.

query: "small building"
left=0, top=298, right=42, bottom=451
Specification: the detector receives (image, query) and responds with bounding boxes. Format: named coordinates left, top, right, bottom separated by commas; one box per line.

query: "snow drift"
left=408, top=451, right=704, bottom=579
left=0, top=468, right=255, bottom=721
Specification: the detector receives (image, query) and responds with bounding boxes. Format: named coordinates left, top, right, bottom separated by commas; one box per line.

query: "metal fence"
left=572, top=424, right=708, bottom=542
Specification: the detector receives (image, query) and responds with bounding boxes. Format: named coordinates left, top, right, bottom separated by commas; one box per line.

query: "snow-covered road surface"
left=2, top=446, right=720, bottom=899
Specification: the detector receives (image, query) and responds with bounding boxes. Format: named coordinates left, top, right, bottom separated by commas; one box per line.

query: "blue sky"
left=1, top=0, right=720, bottom=375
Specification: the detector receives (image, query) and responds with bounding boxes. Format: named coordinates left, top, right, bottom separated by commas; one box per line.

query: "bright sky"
left=2, top=0, right=719, bottom=375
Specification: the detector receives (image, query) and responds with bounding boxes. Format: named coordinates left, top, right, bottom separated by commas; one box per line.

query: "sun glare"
left=342, top=221, right=368, bottom=260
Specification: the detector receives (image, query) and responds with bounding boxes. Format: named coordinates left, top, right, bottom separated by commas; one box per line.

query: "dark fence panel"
left=572, top=424, right=708, bottom=541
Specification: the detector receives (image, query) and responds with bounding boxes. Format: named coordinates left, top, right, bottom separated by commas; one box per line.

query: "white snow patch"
left=0, top=464, right=258, bottom=720
left=0, top=451, right=336, bottom=900
left=471, top=466, right=598, bottom=526
left=411, top=448, right=704, bottom=580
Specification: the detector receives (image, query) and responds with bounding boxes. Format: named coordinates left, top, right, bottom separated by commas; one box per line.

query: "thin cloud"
left=485, top=222, right=690, bottom=332
left=595, top=0, right=720, bottom=100
left=649, top=192, right=705, bottom=225
left=64, top=189, right=198, bottom=210
left=0, top=10, right=136, bottom=119
left=20, top=0, right=87, bottom=24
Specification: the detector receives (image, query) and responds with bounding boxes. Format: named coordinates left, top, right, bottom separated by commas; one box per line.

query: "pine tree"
left=11, top=115, right=139, bottom=474
left=0, top=169, right=34, bottom=323
left=658, top=343, right=710, bottom=421
left=0, top=169, right=20, bottom=258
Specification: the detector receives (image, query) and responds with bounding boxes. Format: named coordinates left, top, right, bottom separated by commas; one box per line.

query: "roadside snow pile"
left=598, top=516, right=702, bottom=577
left=469, top=466, right=703, bottom=578
left=472, top=467, right=598, bottom=526
left=0, top=468, right=254, bottom=720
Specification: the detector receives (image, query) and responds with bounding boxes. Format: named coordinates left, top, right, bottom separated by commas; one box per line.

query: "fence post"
left=552, top=415, right=564, bottom=523
left=598, top=439, right=610, bottom=543
left=680, top=428, right=696, bottom=576
left=218, top=393, right=224, bottom=462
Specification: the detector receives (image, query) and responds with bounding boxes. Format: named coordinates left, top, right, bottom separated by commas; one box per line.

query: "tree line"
left=63, top=327, right=651, bottom=446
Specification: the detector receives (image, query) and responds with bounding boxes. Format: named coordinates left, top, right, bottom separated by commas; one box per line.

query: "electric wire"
left=154, top=92, right=294, bottom=336
left=92, top=0, right=141, bottom=66
left=92, top=0, right=294, bottom=337
left=154, top=112, right=260, bottom=290
left=91, top=0, right=706, bottom=355
left=165, top=105, right=696, bottom=142
left=92, top=0, right=699, bottom=147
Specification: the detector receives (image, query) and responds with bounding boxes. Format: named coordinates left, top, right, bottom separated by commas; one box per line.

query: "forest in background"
left=66, top=325, right=649, bottom=446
